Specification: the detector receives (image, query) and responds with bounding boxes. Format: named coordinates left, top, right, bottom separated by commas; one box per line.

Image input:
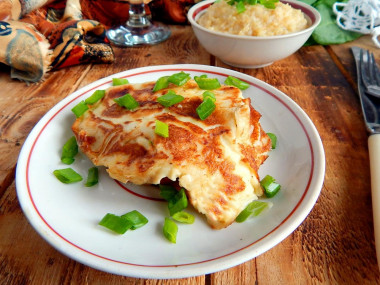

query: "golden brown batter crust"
left=72, top=79, right=271, bottom=229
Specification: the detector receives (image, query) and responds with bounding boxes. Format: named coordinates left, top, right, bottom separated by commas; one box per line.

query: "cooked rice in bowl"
left=198, top=1, right=309, bottom=37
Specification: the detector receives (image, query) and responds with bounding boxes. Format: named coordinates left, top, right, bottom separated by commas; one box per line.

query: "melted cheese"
left=72, top=79, right=271, bottom=229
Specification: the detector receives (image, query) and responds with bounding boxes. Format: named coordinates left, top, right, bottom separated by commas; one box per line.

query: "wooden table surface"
left=1, top=25, right=380, bottom=284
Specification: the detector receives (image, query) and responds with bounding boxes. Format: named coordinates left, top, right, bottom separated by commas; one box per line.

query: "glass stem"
left=128, top=3, right=151, bottom=28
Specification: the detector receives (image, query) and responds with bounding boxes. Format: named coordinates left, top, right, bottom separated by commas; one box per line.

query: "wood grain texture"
left=77, top=25, right=211, bottom=89
left=0, top=25, right=211, bottom=284
left=1, top=27, right=380, bottom=284
left=0, top=182, right=205, bottom=284
left=0, top=64, right=92, bottom=197
left=216, top=43, right=379, bottom=284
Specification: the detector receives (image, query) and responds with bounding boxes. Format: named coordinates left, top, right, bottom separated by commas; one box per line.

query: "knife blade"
left=351, top=46, right=380, bottom=270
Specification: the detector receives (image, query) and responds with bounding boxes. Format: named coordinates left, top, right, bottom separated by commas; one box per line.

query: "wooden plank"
left=77, top=25, right=211, bottom=89
left=0, top=64, right=92, bottom=197
left=329, top=35, right=380, bottom=81
left=210, top=45, right=379, bottom=283
left=0, top=25, right=210, bottom=198
left=0, top=25, right=211, bottom=283
left=0, top=182, right=205, bottom=284
left=2, top=25, right=380, bottom=284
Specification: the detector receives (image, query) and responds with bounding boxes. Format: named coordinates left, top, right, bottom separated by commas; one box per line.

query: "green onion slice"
left=172, top=211, right=195, bottom=224
left=202, top=91, right=216, bottom=102
left=168, top=188, right=188, bottom=216
left=153, top=76, right=170, bottom=92
left=163, top=217, right=178, bottom=243
left=85, top=167, right=98, bottom=187
left=85, top=90, right=106, bottom=105
left=159, top=184, right=178, bottom=201
left=236, top=1, right=246, bottom=13
left=261, top=175, right=281, bottom=198
left=71, top=101, right=89, bottom=118
left=224, top=76, right=250, bottom=90
left=196, top=98, right=216, bottom=120
left=114, top=93, right=139, bottom=110
left=168, top=72, right=191, bottom=86
left=236, top=201, right=269, bottom=223
left=157, top=90, right=184, bottom=107
left=155, top=120, right=169, bottom=138
left=194, top=76, right=221, bottom=90
left=228, top=0, right=278, bottom=11
left=267, top=132, right=277, bottom=149
left=121, top=210, right=148, bottom=230
left=112, top=78, right=129, bottom=86
left=99, top=213, right=133, bottom=234
left=53, top=168, right=83, bottom=184
left=61, top=136, right=78, bottom=165
left=260, top=0, right=278, bottom=9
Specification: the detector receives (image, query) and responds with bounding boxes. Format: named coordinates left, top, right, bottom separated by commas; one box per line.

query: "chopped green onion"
left=261, top=175, right=281, bottom=198
left=196, top=98, right=216, bottom=120
left=99, top=213, right=133, bottom=234
left=235, top=201, right=269, bottom=222
left=194, top=76, right=221, bottom=90
left=85, top=90, right=106, bottom=105
left=159, top=184, right=178, bottom=201
left=153, top=76, right=170, bottom=92
left=267, top=133, right=277, bottom=149
left=260, top=0, right=278, bottom=9
left=236, top=1, right=246, bottom=13
left=71, top=101, right=89, bottom=118
left=112, top=78, right=129, bottom=86
left=172, top=211, right=195, bottom=224
left=85, top=167, right=98, bottom=187
left=168, top=72, right=191, bottom=86
left=168, top=188, right=188, bottom=216
left=114, top=93, right=139, bottom=110
left=157, top=90, right=184, bottom=107
left=163, top=217, right=178, bottom=243
left=121, top=210, right=148, bottom=230
left=155, top=120, right=169, bottom=138
left=224, top=76, right=250, bottom=90
left=202, top=91, right=216, bottom=102
left=61, top=136, right=78, bottom=165
left=53, top=168, right=83, bottom=184
left=159, top=185, right=190, bottom=218
left=228, top=0, right=278, bottom=11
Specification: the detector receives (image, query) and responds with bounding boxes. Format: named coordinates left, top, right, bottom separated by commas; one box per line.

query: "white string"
left=333, top=0, right=380, bottom=48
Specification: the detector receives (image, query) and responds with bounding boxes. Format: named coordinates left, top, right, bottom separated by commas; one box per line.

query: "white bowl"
left=187, top=0, right=321, bottom=68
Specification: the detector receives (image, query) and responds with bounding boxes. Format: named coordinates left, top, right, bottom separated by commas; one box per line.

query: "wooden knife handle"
left=368, top=134, right=380, bottom=270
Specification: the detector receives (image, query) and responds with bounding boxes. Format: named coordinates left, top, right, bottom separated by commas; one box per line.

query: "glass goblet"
left=106, top=0, right=171, bottom=47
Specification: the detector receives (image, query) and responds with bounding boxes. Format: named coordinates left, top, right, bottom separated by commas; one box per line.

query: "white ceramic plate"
left=16, top=65, right=325, bottom=279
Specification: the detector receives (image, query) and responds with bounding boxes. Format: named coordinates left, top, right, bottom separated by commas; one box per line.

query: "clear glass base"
left=106, top=3, right=171, bottom=47
left=107, top=23, right=171, bottom=47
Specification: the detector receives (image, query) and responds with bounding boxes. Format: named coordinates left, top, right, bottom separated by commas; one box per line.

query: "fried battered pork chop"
left=72, top=79, right=271, bottom=229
